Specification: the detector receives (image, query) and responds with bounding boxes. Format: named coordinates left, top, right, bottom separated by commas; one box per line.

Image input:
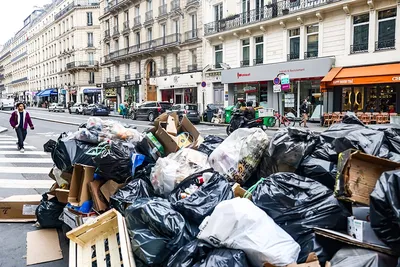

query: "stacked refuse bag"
left=36, top=114, right=400, bottom=267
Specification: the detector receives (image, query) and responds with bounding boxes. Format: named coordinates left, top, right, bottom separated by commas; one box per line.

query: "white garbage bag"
left=197, top=198, right=300, bottom=267
left=208, top=128, right=269, bottom=184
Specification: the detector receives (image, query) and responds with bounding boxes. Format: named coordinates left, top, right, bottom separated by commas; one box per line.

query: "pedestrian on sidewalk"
left=300, top=97, right=310, bottom=128
left=9, top=102, right=34, bottom=153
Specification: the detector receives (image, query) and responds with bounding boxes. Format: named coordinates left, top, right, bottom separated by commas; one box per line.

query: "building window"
left=352, top=13, right=369, bottom=54
left=173, top=20, right=179, bottom=34
left=135, top=32, right=140, bottom=45
left=88, top=52, right=94, bottom=64
left=125, top=10, right=129, bottom=22
left=191, top=13, right=197, bottom=30
left=147, top=28, right=152, bottom=41
left=214, top=3, right=223, bottom=21
left=125, top=36, right=129, bottom=48
left=89, top=72, right=94, bottom=84
left=254, top=36, right=263, bottom=65
left=87, top=32, right=93, bottom=47
left=87, top=12, right=93, bottom=26
left=174, top=53, right=180, bottom=68
left=241, top=39, right=250, bottom=66
left=288, top=28, right=300, bottom=60
left=215, top=44, right=223, bottom=68
left=306, top=24, right=319, bottom=58
left=126, top=63, right=131, bottom=77
left=377, top=8, right=397, bottom=50
left=162, top=56, right=167, bottom=69
left=242, top=0, right=250, bottom=23
left=135, top=5, right=140, bottom=16
left=147, top=0, right=152, bottom=11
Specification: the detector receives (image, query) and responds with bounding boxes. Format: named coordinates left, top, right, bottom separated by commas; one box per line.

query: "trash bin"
left=225, top=106, right=234, bottom=123
left=206, top=110, right=214, bottom=122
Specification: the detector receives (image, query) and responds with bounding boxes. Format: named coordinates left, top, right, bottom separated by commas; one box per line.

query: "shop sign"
left=284, top=94, right=295, bottom=108
left=243, top=85, right=257, bottom=93
left=105, top=88, right=117, bottom=97
left=237, top=72, right=251, bottom=79
left=393, top=77, right=400, bottom=81
left=333, top=79, right=354, bottom=85
left=205, top=71, right=221, bottom=82
left=281, top=74, right=290, bottom=90
left=273, top=84, right=281, bottom=93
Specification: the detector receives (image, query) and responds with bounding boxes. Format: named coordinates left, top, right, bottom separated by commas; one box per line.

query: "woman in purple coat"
left=9, top=102, right=34, bottom=153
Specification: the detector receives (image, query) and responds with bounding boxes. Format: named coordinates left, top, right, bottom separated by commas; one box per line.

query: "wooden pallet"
left=66, top=209, right=135, bottom=267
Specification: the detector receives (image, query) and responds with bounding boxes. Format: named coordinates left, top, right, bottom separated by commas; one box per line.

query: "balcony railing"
left=134, top=16, right=141, bottom=27
left=105, top=34, right=181, bottom=63
left=106, top=77, right=111, bottom=82
left=66, top=61, right=99, bottom=70
left=104, top=29, right=110, bottom=39
left=240, top=60, right=250, bottom=67
left=253, top=58, right=263, bottom=65
left=186, top=0, right=199, bottom=6
left=204, top=0, right=341, bottom=36
left=123, top=20, right=130, bottom=33
left=375, top=39, right=395, bottom=51
left=185, top=29, right=198, bottom=41
left=350, top=43, right=368, bottom=54
left=125, top=74, right=131, bottom=80
left=112, top=26, right=120, bottom=37
left=304, top=51, right=318, bottom=59
left=172, top=67, right=180, bottom=74
left=159, top=4, right=168, bottom=17
left=135, top=73, right=141, bottom=78
left=55, top=0, right=99, bottom=21
left=145, top=10, right=153, bottom=22
left=159, top=69, right=168, bottom=76
left=188, top=64, right=198, bottom=72
left=115, top=76, right=120, bottom=82
left=171, top=0, right=180, bottom=11
left=287, top=53, right=300, bottom=61
left=149, top=71, right=157, bottom=77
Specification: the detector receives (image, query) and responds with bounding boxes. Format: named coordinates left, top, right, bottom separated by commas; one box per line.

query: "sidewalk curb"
left=0, top=110, right=81, bottom=127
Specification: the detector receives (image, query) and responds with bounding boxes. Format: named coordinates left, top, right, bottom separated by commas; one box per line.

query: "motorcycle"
left=226, top=111, right=267, bottom=135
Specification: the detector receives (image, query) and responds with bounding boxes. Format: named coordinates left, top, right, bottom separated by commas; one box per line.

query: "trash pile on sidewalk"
left=18, top=112, right=400, bottom=266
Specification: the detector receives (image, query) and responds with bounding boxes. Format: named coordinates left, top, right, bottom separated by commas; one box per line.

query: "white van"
left=0, top=99, right=15, bottom=110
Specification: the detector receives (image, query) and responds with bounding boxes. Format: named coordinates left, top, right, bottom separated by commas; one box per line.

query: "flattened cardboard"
left=89, top=180, right=108, bottom=212
left=0, top=195, right=41, bottom=222
left=166, top=114, right=178, bottom=136
left=26, top=229, right=63, bottom=265
left=100, top=180, right=125, bottom=202
left=335, top=149, right=400, bottom=205
left=68, top=164, right=95, bottom=206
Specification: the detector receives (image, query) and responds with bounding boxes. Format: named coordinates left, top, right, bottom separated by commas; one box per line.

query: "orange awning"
left=321, top=63, right=400, bottom=88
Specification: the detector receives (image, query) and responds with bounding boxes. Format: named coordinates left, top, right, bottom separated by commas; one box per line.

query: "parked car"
left=69, top=103, right=87, bottom=114
left=82, top=104, right=109, bottom=116
left=48, top=103, right=65, bottom=112
left=169, top=104, right=201, bottom=124
left=132, top=101, right=172, bottom=122
left=0, top=98, right=15, bottom=110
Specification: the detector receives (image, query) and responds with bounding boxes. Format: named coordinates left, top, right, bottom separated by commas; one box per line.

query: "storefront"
left=83, top=88, right=102, bottom=104
left=36, top=88, right=58, bottom=105
left=151, top=72, right=201, bottom=105
left=221, top=57, right=334, bottom=115
left=122, top=79, right=141, bottom=104
left=104, top=88, right=117, bottom=111
left=321, top=63, right=400, bottom=113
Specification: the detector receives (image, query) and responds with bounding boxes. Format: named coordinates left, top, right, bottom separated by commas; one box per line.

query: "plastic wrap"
left=125, top=198, right=196, bottom=265
left=197, top=198, right=300, bottom=267
left=169, top=171, right=234, bottom=225
left=208, top=128, right=269, bottom=185
left=150, top=148, right=210, bottom=197
left=370, top=170, right=400, bottom=253
left=298, top=156, right=337, bottom=190
left=74, top=128, right=99, bottom=144
left=35, top=194, right=65, bottom=228
left=329, top=247, right=398, bottom=267
left=252, top=173, right=350, bottom=263
left=197, top=135, right=224, bottom=156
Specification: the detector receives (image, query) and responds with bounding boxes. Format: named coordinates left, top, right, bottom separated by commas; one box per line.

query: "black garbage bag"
left=329, top=246, right=398, bottom=267
left=382, top=127, right=400, bottom=155
left=51, top=137, right=75, bottom=173
left=252, top=173, right=350, bottom=263
left=35, top=194, right=66, bottom=228
left=135, top=138, right=157, bottom=164
left=269, top=128, right=319, bottom=169
left=93, top=142, right=136, bottom=183
left=298, top=156, right=337, bottom=190
left=341, top=114, right=365, bottom=126
left=125, top=198, right=196, bottom=266
left=110, top=178, right=155, bottom=214
left=370, top=170, right=400, bottom=253
left=169, top=171, right=234, bottom=225
left=311, top=138, right=338, bottom=162
left=253, top=150, right=278, bottom=182
left=73, top=140, right=96, bottom=166
left=43, top=139, right=56, bottom=153
left=197, top=135, right=224, bottom=156
left=167, top=239, right=250, bottom=267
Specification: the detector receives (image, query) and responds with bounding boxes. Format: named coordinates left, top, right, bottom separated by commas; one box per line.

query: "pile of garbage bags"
left=39, top=114, right=400, bottom=267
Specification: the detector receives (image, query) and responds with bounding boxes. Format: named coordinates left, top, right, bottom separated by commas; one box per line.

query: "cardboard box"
left=352, top=206, right=370, bottom=221
left=55, top=189, right=69, bottom=204
left=100, top=180, right=125, bottom=202
left=68, top=164, right=95, bottom=206
left=347, top=216, right=386, bottom=247
left=89, top=180, right=108, bottom=212
left=48, top=167, right=72, bottom=184
left=62, top=207, right=97, bottom=229
left=0, top=195, right=41, bottom=222
left=335, top=149, right=400, bottom=205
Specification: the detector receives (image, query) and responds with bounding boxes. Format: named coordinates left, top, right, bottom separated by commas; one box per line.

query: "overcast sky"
left=0, top=0, right=51, bottom=45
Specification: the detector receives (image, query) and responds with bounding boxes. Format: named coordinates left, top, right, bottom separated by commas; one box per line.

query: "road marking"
left=0, top=179, right=53, bottom=189
left=0, top=167, right=50, bottom=174
left=0, top=151, right=48, bottom=155
left=0, top=141, right=26, bottom=145
left=0, top=145, right=36, bottom=149
left=0, top=158, right=53, bottom=163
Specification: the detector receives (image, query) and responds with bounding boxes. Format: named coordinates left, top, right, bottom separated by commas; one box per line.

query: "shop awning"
left=83, top=88, right=102, bottom=94
left=321, top=63, right=400, bottom=89
left=37, top=89, right=58, bottom=97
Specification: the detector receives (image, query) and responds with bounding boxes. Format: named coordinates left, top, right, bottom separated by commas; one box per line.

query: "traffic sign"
left=281, top=74, right=290, bottom=85
left=273, top=84, right=282, bottom=93
left=282, top=84, right=290, bottom=90
left=273, top=77, right=280, bottom=85
left=201, top=81, right=207, bottom=87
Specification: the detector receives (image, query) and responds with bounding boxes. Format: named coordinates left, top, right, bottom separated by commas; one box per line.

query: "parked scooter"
left=226, top=111, right=266, bottom=135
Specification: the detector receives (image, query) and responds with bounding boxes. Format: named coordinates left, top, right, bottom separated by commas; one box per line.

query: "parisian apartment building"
left=0, top=39, right=13, bottom=99
left=202, top=0, right=400, bottom=116
left=99, top=0, right=202, bottom=108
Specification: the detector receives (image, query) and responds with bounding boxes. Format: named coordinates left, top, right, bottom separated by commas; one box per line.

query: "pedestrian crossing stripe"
left=0, top=151, right=48, bottom=155
left=0, top=141, right=27, bottom=145
left=0, top=158, right=53, bottom=163
left=0, top=179, right=54, bottom=189
left=0, top=145, right=36, bottom=149
left=0, top=167, right=50, bottom=174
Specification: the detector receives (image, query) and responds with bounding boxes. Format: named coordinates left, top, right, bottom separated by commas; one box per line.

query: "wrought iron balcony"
left=104, top=29, right=111, bottom=40
left=240, top=60, right=250, bottom=67
left=185, top=29, right=198, bottom=41
left=172, top=67, right=180, bottom=74
left=149, top=71, right=157, bottom=78
left=133, top=16, right=141, bottom=28
left=375, top=39, right=395, bottom=51
left=112, top=26, right=120, bottom=38
left=253, top=58, right=263, bottom=65
left=171, top=0, right=180, bottom=11
left=135, top=73, right=141, bottom=78
left=159, top=69, right=168, bottom=76
left=145, top=10, right=154, bottom=23
left=115, top=76, right=120, bottom=82
left=159, top=4, right=168, bottom=17
left=188, top=64, right=198, bottom=72
left=204, top=0, right=341, bottom=36
left=350, top=43, right=368, bottom=54
left=304, top=51, right=318, bottom=59
left=125, top=74, right=131, bottom=80
left=287, top=53, right=300, bottom=61
left=106, top=77, right=111, bottom=83
left=186, top=0, right=199, bottom=6
left=55, top=0, right=99, bottom=21
left=66, top=61, right=99, bottom=70
left=123, top=20, right=130, bottom=33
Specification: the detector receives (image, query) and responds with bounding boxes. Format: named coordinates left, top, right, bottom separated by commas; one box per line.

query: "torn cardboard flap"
left=68, top=164, right=95, bottom=206
left=0, top=195, right=41, bottom=222
left=26, top=229, right=63, bottom=265
left=100, top=180, right=125, bottom=203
